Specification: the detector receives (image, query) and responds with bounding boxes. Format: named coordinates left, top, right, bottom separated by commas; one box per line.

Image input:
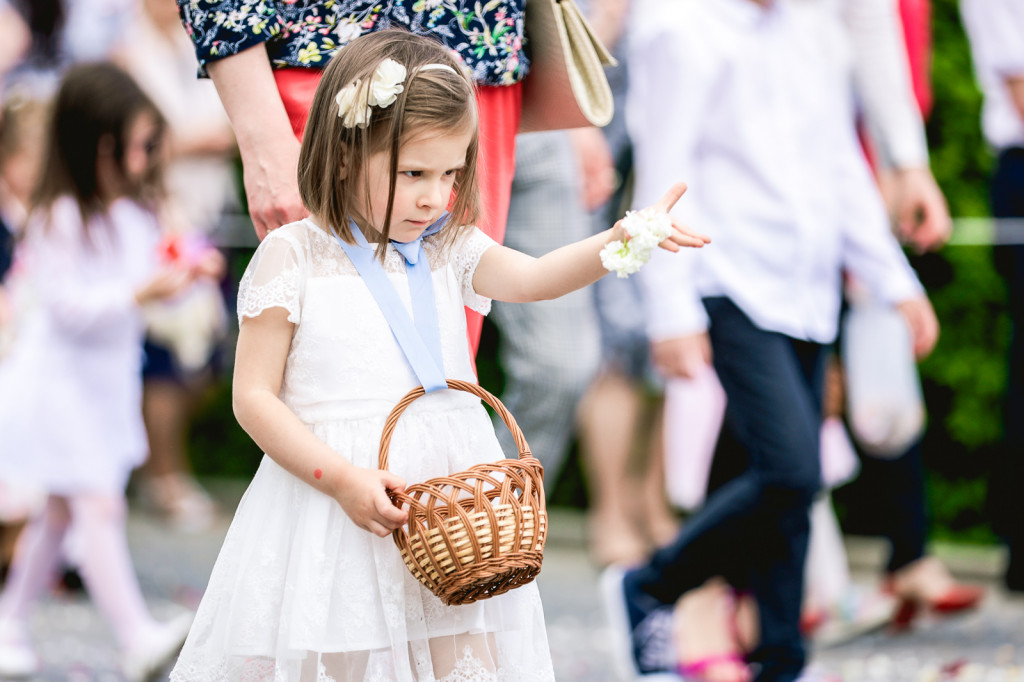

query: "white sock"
left=0, top=496, right=70, bottom=628
left=69, top=493, right=157, bottom=650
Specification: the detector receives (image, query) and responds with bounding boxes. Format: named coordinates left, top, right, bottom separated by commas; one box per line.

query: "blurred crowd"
left=0, top=0, right=1020, bottom=680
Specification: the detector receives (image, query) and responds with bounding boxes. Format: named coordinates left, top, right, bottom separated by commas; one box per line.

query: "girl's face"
left=123, top=111, right=161, bottom=184
left=358, top=125, right=474, bottom=243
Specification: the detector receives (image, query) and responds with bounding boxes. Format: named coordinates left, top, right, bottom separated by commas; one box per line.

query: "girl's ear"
left=97, top=133, right=117, bottom=158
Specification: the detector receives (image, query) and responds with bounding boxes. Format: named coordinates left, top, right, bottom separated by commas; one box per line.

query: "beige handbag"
left=520, top=0, right=618, bottom=133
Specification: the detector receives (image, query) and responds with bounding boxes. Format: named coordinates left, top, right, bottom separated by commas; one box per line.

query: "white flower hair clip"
left=335, top=58, right=408, bottom=128
left=599, top=208, right=674, bottom=278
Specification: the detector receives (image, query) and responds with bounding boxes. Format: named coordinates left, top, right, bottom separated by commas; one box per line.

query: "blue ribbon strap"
left=334, top=217, right=449, bottom=393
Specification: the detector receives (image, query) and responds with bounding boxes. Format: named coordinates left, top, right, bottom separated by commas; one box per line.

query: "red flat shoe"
left=928, top=583, right=985, bottom=613
left=883, top=575, right=985, bottom=630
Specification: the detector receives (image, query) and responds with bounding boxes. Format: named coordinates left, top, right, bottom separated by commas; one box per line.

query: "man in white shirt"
left=602, top=1, right=939, bottom=679
left=960, top=0, right=1024, bottom=593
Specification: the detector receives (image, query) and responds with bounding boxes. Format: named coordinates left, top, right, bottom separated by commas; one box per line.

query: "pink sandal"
left=677, top=652, right=751, bottom=682
left=674, top=586, right=754, bottom=682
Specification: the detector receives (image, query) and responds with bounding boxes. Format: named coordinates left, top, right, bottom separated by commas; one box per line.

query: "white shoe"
left=121, top=612, right=194, bottom=682
left=0, top=620, right=39, bottom=678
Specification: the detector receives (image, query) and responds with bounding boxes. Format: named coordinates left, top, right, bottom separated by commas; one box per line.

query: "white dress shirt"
left=960, top=0, right=1024, bottom=152
left=841, top=0, right=930, bottom=168
left=628, top=0, right=922, bottom=344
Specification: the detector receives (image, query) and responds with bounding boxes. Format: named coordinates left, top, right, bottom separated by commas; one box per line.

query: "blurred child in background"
left=0, top=90, right=49, bottom=583
left=0, top=62, right=220, bottom=680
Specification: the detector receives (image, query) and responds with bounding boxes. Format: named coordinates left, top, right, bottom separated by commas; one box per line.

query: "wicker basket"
left=378, top=379, right=547, bottom=606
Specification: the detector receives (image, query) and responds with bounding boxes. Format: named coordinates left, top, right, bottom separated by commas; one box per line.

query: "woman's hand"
left=651, top=331, right=713, bottom=379
left=207, top=46, right=309, bottom=240
left=239, top=133, right=307, bottom=240
left=332, top=466, right=409, bottom=537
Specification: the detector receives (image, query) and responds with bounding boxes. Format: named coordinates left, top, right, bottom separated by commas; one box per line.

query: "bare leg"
left=639, top=401, right=680, bottom=548
left=429, top=632, right=498, bottom=680
left=138, top=378, right=216, bottom=529
left=141, top=379, right=191, bottom=479
left=0, top=521, right=24, bottom=579
left=673, top=578, right=754, bottom=682
left=578, top=370, right=648, bottom=566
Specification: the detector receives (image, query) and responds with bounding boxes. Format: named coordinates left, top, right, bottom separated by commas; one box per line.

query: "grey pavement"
left=8, top=480, right=1024, bottom=682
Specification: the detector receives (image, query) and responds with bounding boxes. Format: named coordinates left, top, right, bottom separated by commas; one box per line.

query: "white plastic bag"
left=841, top=301, right=925, bottom=458
left=662, top=366, right=728, bottom=511
left=820, top=416, right=860, bottom=489
left=143, top=278, right=228, bottom=374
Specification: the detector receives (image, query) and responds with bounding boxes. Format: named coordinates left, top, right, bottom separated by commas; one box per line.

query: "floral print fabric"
left=177, top=0, right=528, bottom=86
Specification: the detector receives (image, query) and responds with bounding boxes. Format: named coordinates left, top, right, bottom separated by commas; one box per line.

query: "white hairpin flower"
left=335, top=58, right=407, bottom=128
left=335, top=81, right=371, bottom=128
left=599, top=208, right=674, bottom=278
left=369, top=58, right=406, bottom=107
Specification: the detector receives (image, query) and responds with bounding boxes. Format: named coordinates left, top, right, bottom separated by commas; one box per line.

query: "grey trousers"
left=491, top=132, right=601, bottom=489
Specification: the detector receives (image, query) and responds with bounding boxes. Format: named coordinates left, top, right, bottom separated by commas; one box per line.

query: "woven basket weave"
left=378, top=380, right=547, bottom=606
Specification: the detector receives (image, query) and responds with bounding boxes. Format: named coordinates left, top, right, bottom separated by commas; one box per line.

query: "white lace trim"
left=450, top=229, right=497, bottom=315
left=236, top=220, right=496, bottom=324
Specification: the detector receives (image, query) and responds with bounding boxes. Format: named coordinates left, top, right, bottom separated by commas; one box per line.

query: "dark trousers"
left=992, top=146, right=1024, bottom=590
left=848, top=439, right=928, bottom=574
left=626, top=298, right=824, bottom=682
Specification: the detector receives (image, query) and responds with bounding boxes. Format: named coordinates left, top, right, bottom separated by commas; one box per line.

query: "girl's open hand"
left=645, top=182, right=709, bottom=252
left=193, top=247, right=227, bottom=281
left=135, top=265, right=195, bottom=305
left=334, top=466, right=409, bottom=537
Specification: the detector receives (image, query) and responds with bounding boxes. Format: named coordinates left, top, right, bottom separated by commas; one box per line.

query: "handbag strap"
left=334, top=219, right=448, bottom=393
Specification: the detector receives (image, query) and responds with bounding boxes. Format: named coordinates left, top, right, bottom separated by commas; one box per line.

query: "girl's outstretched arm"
left=233, top=308, right=408, bottom=536
left=473, top=183, right=707, bottom=303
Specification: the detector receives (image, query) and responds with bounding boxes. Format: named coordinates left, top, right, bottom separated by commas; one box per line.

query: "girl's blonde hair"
left=298, top=30, right=480, bottom=258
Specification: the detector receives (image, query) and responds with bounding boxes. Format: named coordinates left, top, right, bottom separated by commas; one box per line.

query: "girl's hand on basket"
left=334, top=467, right=408, bottom=537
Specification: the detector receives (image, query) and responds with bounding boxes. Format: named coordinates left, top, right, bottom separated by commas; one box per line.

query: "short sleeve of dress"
left=451, top=227, right=498, bottom=315
left=237, top=228, right=306, bottom=324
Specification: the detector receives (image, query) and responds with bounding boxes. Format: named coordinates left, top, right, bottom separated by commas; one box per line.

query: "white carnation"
left=623, top=208, right=672, bottom=251
left=600, top=209, right=674, bottom=278
left=600, top=241, right=646, bottom=278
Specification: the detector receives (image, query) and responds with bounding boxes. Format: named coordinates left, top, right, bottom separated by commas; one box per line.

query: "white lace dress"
left=0, top=197, right=157, bottom=495
left=170, top=219, right=554, bottom=682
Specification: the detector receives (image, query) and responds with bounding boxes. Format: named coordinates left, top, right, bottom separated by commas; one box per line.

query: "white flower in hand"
left=623, top=208, right=673, bottom=251
left=600, top=209, right=674, bottom=278
left=600, top=183, right=707, bottom=278
left=600, top=240, right=646, bottom=278
left=369, top=58, right=407, bottom=107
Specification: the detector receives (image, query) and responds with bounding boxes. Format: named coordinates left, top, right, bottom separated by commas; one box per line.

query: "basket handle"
left=378, top=379, right=533, bottom=472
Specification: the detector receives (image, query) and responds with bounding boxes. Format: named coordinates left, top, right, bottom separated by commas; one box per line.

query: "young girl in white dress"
left=0, top=63, right=219, bottom=680
left=169, top=29, right=706, bottom=682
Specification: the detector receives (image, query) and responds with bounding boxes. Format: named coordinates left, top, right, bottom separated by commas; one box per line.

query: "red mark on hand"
left=314, top=469, right=323, bottom=480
